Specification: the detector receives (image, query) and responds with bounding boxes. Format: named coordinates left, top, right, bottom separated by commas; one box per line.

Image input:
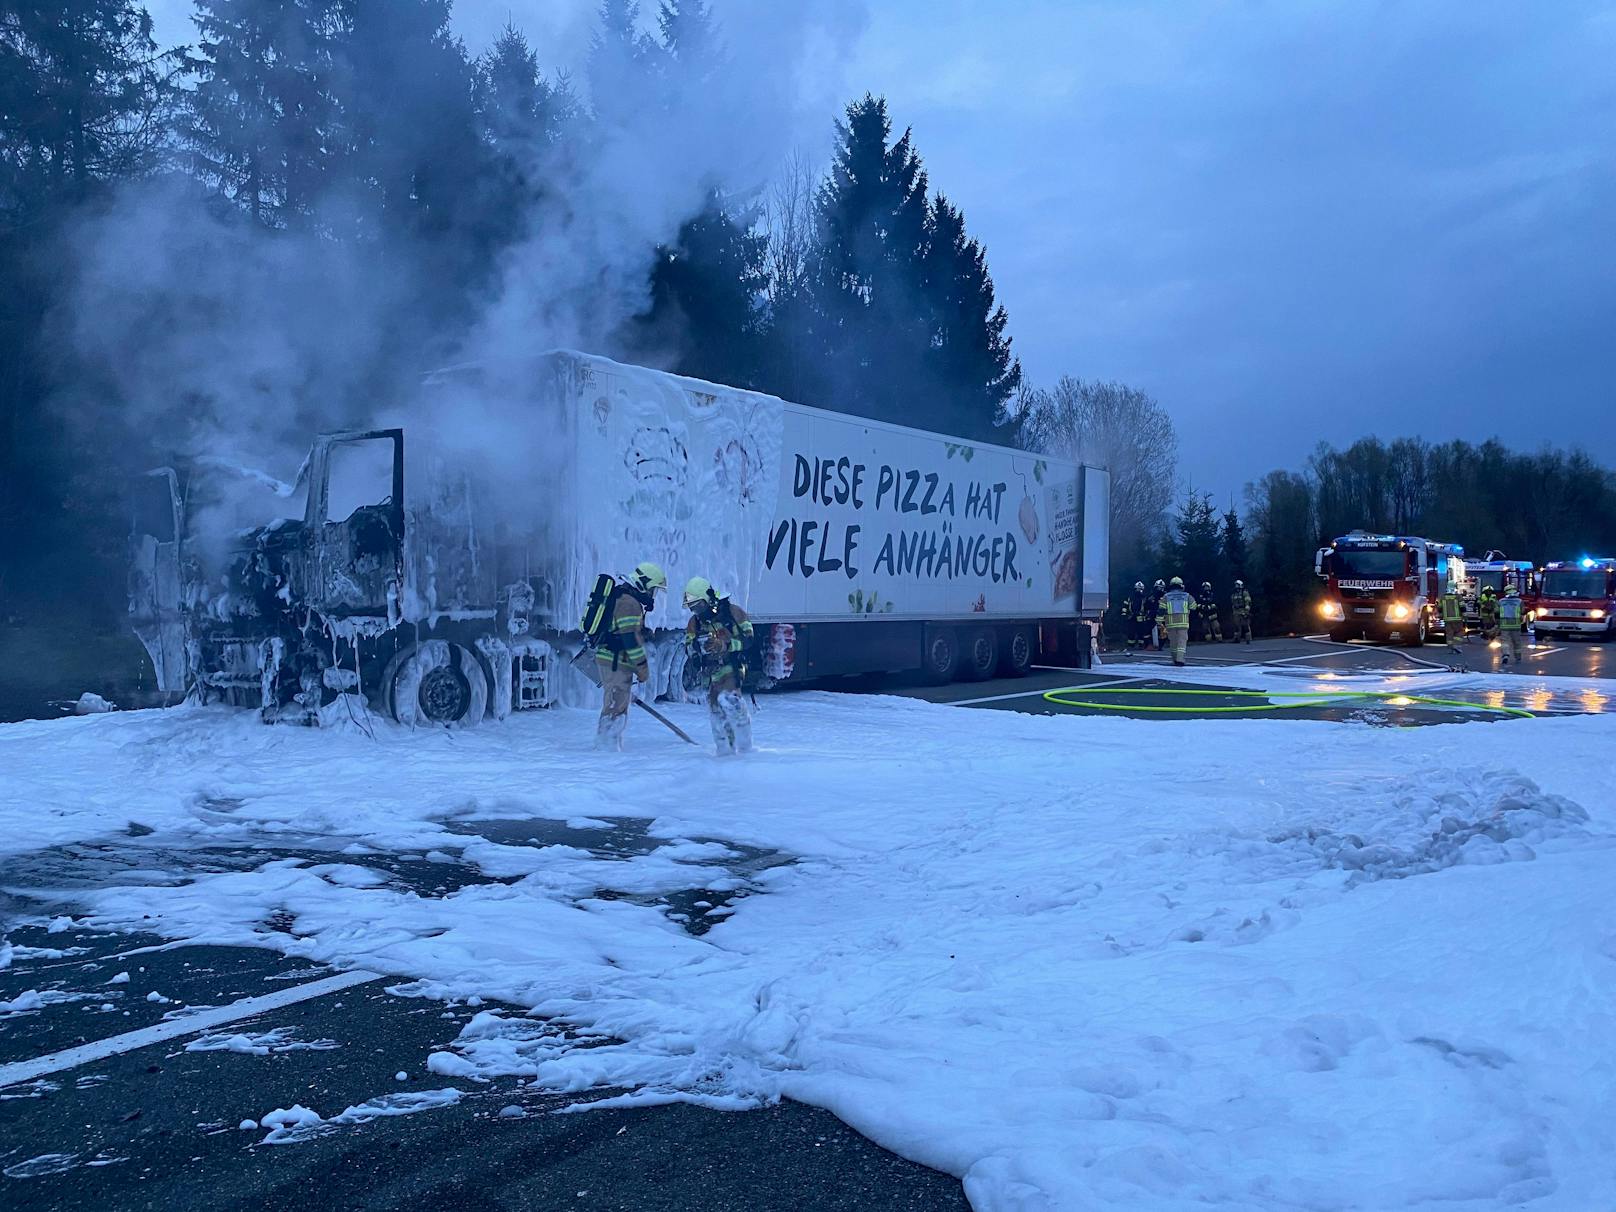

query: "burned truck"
left=129, top=351, right=1110, bottom=726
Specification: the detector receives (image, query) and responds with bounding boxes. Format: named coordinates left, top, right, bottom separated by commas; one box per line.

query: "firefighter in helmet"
left=684, top=576, right=755, bottom=755
left=1123, top=581, right=1148, bottom=650
left=1195, top=580, right=1223, bottom=642
left=1497, top=583, right=1528, bottom=670
left=1156, top=576, right=1194, bottom=667
left=1147, top=579, right=1167, bottom=650
left=1478, top=584, right=1501, bottom=642
left=1439, top=580, right=1467, bottom=669
left=595, top=561, right=666, bottom=750
left=1229, top=579, right=1254, bottom=644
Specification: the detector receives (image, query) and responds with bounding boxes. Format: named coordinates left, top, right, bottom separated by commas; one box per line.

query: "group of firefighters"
left=1440, top=581, right=1530, bottom=671
left=1117, top=577, right=1255, bottom=666
left=591, top=562, right=757, bottom=756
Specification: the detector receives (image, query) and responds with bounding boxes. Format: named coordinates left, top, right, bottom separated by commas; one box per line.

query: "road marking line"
left=949, top=674, right=1163, bottom=707
left=0, top=968, right=379, bottom=1089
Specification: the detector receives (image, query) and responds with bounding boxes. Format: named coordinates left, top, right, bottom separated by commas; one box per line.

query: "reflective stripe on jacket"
left=1440, top=594, right=1463, bottom=623
left=1157, top=590, right=1193, bottom=631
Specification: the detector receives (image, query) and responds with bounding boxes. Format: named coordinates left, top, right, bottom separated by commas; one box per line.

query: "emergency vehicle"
left=1314, top=531, right=1463, bottom=646
left=1453, top=552, right=1536, bottom=623
left=1532, top=558, right=1616, bottom=640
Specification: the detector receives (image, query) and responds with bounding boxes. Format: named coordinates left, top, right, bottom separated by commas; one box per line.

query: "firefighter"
left=684, top=576, right=755, bottom=755
left=1439, top=584, right=1468, bottom=668
left=1497, top=584, right=1527, bottom=670
left=1196, top=581, right=1223, bottom=642
left=1157, top=576, right=1194, bottom=667
left=1478, top=585, right=1500, bottom=641
left=1147, top=579, right=1167, bottom=649
left=1229, top=579, right=1254, bottom=644
left=595, top=561, right=666, bottom=750
left=1123, top=581, right=1148, bottom=650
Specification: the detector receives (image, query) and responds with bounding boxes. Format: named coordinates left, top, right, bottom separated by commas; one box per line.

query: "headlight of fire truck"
left=1386, top=603, right=1412, bottom=621
left=1318, top=600, right=1345, bottom=622
left=1593, top=609, right=1607, bottom=620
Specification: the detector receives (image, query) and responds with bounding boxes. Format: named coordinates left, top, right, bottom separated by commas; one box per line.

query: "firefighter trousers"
left=596, top=664, right=637, bottom=750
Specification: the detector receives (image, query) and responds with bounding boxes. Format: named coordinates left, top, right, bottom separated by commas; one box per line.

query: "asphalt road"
left=899, top=632, right=1614, bottom=723
left=1, top=874, right=966, bottom=1211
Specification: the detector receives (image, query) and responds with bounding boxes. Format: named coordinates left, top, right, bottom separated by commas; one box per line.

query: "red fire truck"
left=1532, top=558, right=1616, bottom=640
left=1314, top=531, right=1463, bottom=646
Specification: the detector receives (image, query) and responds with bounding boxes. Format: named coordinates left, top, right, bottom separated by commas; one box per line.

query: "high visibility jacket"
left=1498, top=597, right=1525, bottom=628
left=1440, top=593, right=1463, bottom=624
left=1230, top=588, right=1253, bottom=616
left=1158, top=590, right=1193, bottom=631
left=687, top=598, right=753, bottom=684
left=1479, top=593, right=1499, bottom=623
left=1125, top=590, right=1148, bottom=622
left=1195, top=590, right=1218, bottom=615
left=597, top=588, right=649, bottom=674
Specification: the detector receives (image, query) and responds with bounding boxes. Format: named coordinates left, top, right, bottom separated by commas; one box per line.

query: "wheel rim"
left=931, top=635, right=954, bottom=671
left=973, top=637, right=994, bottom=669
left=418, top=665, right=471, bottom=722
left=1011, top=632, right=1030, bottom=667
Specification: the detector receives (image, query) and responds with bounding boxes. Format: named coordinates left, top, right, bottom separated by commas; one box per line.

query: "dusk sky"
left=145, top=0, right=1616, bottom=501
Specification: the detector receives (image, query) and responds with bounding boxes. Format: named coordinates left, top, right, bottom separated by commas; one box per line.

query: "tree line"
left=0, top=0, right=1020, bottom=624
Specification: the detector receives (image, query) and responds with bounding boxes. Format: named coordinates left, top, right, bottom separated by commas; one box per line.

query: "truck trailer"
left=128, top=351, right=1111, bottom=726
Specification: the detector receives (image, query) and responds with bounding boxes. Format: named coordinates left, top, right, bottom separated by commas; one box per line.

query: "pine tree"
left=638, top=194, right=768, bottom=388
left=805, top=93, right=930, bottom=422
left=1220, top=507, right=1249, bottom=581
left=0, top=0, right=177, bottom=216
left=1165, top=493, right=1221, bottom=593
left=184, top=0, right=345, bottom=227
left=920, top=194, right=1020, bottom=440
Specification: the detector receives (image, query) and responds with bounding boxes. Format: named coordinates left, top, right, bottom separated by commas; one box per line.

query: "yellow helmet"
left=631, top=562, right=667, bottom=593
left=683, top=575, right=718, bottom=610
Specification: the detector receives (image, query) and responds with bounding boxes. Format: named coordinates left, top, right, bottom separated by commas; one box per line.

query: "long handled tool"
left=570, top=646, right=697, bottom=746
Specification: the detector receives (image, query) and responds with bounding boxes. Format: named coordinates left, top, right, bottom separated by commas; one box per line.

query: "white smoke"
left=59, top=0, right=867, bottom=532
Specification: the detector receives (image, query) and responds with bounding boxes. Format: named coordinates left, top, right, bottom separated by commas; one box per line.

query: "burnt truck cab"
left=129, top=430, right=426, bottom=724
left=1533, top=558, right=1616, bottom=640
left=1313, top=531, right=1461, bottom=646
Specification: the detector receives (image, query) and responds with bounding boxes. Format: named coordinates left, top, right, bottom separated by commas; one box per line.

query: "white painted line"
left=0, top=968, right=379, bottom=1089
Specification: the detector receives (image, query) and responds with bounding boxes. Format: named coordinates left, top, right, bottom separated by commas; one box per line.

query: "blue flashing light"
left=1582, top=557, right=1597, bottom=569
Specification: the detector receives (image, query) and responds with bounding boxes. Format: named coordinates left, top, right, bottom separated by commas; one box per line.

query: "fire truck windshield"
left=1540, top=569, right=1610, bottom=600
left=1332, top=549, right=1408, bottom=579
left=1473, top=571, right=1505, bottom=593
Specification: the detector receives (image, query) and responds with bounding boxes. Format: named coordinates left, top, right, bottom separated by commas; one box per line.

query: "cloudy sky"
left=145, top=1, right=1615, bottom=500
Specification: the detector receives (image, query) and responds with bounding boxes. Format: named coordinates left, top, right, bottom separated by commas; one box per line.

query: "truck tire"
left=959, top=627, right=1000, bottom=681
left=921, top=627, right=961, bottom=685
left=382, top=641, right=489, bottom=727
left=1401, top=615, right=1428, bottom=647
left=998, top=625, right=1035, bottom=678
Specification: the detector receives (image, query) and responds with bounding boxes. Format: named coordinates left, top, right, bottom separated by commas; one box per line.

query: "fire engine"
left=1532, top=557, right=1616, bottom=640
left=1314, top=531, right=1463, bottom=646
left=1452, top=551, right=1536, bottom=623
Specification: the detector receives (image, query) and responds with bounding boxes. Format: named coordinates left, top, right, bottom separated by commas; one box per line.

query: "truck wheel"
left=998, top=626, right=1035, bottom=678
left=921, top=628, right=961, bottom=685
left=1402, top=615, right=1428, bottom=647
left=382, top=641, right=489, bottom=727
left=959, top=627, right=1000, bottom=681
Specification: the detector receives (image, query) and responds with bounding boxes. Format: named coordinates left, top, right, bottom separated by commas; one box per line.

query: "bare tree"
left=761, top=145, right=818, bottom=308
left=1010, top=376, right=1177, bottom=551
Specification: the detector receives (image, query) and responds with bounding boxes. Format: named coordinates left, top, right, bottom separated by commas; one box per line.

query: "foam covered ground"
left=3, top=685, right=1615, bottom=1210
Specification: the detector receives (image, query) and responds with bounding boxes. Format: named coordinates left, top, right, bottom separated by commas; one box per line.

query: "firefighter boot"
left=719, top=689, right=754, bottom=754
left=709, top=698, right=736, bottom=755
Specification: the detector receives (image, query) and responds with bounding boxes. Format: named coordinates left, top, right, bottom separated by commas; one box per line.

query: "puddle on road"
left=1, top=817, right=791, bottom=940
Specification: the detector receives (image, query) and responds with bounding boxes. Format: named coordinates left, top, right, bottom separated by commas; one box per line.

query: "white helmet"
left=630, top=562, right=667, bottom=593
left=683, top=575, right=719, bottom=610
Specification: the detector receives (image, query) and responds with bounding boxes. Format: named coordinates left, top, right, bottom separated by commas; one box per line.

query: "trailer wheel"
left=381, top=641, right=489, bottom=727
left=998, top=626, right=1035, bottom=678
left=921, top=627, right=961, bottom=685
left=959, top=627, right=1000, bottom=681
